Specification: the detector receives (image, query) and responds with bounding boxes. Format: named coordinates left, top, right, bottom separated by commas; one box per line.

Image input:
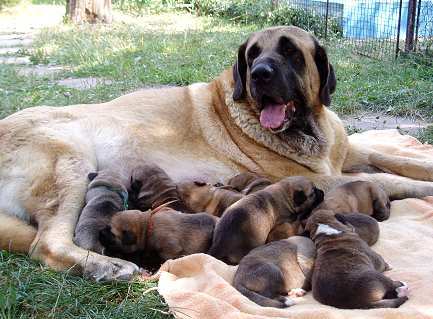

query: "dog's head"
left=177, top=181, right=215, bottom=212
left=278, top=176, right=324, bottom=217
left=232, top=26, right=336, bottom=135
left=304, top=210, right=354, bottom=240
left=99, top=210, right=147, bottom=255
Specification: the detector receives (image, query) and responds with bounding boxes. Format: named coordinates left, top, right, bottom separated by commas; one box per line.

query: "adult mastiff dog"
left=1, top=26, right=432, bottom=281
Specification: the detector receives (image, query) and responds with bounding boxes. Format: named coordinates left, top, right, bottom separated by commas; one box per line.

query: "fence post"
left=414, top=0, right=422, bottom=51
left=405, top=0, right=418, bottom=52
left=324, top=0, right=329, bottom=40
left=396, top=0, right=404, bottom=58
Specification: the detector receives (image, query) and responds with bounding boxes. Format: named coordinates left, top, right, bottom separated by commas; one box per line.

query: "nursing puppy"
left=306, top=210, right=408, bottom=309
left=74, top=171, right=128, bottom=254
left=129, top=163, right=185, bottom=212
left=177, top=181, right=243, bottom=216
left=234, top=236, right=315, bottom=308
left=227, top=172, right=272, bottom=194
left=209, top=176, right=324, bottom=264
left=99, top=208, right=217, bottom=262
left=336, top=212, right=379, bottom=246
left=317, top=181, right=390, bottom=221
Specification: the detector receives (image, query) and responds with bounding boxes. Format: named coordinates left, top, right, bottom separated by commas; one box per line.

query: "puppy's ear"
left=121, top=230, right=137, bottom=245
left=293, top=190, right=307, bottom=206
left=88, top=172, right=98, bottom=181
left=99, top=226, right=116, bottom=246
left=335, top=213, right=350, bottom=226
left=314, top=40, right=336, bottom=107
left=233, top=41, right=248, bottom=101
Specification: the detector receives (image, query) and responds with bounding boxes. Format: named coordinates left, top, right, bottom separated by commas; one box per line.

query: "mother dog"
left=1, top=26, right=432, bottom=281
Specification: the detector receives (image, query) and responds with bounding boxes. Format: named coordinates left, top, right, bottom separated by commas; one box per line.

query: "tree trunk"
left=66, top=0, right=112, bottom=24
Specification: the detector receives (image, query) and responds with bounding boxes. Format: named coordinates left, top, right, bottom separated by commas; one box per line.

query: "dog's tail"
left=0, top=213, right=37, bottom=253
left=236, top=284, right=294, bottom=308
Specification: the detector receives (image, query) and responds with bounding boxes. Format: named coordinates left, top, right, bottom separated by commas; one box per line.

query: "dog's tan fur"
left=1, top=26, right=433, bottom=279
left=177, top=181, right=243, bottom=216
left=317, top=181, right=390, bottom=221
left=227, top=172, right=272, bottom=194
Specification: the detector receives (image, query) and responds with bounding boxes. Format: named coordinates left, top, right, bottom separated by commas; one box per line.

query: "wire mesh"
left=280, top=0, right=433, bottom=59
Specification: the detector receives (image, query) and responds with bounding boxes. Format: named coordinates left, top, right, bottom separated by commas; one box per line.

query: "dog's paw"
left=282, top=297, right=295, bottom=307
left=83, top=257, right=139, bottom=282
left=288, top=288, right=307, bottom=297
left=396, top=281, right=409, bottom=298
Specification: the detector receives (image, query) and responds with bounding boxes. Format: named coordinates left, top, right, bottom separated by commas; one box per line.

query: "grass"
left=0, top=251, right=170, bottom=319
left=1, top=4, right=433, bottom=318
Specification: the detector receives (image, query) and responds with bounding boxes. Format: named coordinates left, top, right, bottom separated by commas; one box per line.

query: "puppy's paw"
left=288, top=288, right=306, bottom=297
left=279, top=297, right=295, bottom=307
left=84, top=257, right=139, bottom=282
left=396, top=281, right=409, bottom=298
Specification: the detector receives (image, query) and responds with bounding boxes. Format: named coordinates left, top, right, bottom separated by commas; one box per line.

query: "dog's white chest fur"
left=315, top=223, right=342, bottom=236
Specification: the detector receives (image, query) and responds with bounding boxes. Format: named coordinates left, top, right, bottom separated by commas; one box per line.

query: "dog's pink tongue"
left=260, top=103, right=286, bottom=129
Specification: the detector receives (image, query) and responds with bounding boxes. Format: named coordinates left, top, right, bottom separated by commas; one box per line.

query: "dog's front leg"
left=29, top=157, right=139, bottom=281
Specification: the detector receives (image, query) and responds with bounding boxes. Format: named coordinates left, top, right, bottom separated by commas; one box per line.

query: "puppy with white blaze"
left=306, top=211, right=409, bottom=309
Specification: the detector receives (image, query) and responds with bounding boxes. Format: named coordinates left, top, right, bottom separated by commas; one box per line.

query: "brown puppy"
left=177, top=181, right=243, bottom=216
left=305, top=210, right=408, bottom=309
left=208, top=176, right=323, bottom=264
left=335, top=212, right=379, bottom=246
left=99, top=208, right=217, bottom=262
left=234, top=236, right=315, bottom=308
left=227, top=172, right=272, bottom=194
left=73, top=171, right=128, bottom=254
left=266, top=220, right=304, bottom=242
left=129, top=164, right=185, bottom=212
left=317, top=181, right=390, bottom=221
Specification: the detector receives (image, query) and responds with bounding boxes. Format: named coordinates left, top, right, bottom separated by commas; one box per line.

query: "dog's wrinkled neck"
left=218, top=75, right=330, bottom=172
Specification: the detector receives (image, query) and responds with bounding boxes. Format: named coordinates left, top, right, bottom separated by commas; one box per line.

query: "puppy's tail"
left=0, top=213, right=37, bottom=253
left=236, top=284, right=294, bottom=308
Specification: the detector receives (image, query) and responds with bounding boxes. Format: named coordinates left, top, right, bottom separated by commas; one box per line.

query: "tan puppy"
left=177, top=181, right=243, bottom=216
left=234, top=236, right=315, bottom=308
left=317, top=181, right=390, bottom=221
left=73, top=171, right=128, bottom=254
left=227, top=172, right=272, bottom=194
left=208, top=176, right=323, bottom=264
left=129, top=163, right=185, bottom=212
left=305, top=210, right=408, bottom=309
left=99, top=208, right=217, bottom=262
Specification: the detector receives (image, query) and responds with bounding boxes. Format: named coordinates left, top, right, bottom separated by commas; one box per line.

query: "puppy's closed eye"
left=293, top=190, right=307, bottom=206
left=194, top=181, right=207, bottom=187
left=121, top=230, right=137, bottom=245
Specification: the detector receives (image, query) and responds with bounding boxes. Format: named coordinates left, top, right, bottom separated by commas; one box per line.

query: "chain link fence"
left=281, top=0, right=433, bottom=59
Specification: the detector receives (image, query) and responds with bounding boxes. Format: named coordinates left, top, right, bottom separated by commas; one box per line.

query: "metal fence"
left=283, top=0, right=433, bottom=59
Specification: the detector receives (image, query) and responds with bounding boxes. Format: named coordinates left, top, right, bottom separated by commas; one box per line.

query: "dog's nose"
left=251, top=64, right=274, bottom=83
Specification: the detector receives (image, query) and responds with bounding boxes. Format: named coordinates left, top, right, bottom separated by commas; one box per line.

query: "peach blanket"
left=155, top=130, right=433, bottom=319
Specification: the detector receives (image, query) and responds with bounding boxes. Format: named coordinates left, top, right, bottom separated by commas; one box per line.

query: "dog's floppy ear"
left=232, top=41, right=248, bottom=101
left=314, top=40, right=336, bottom=107
left=99, top=226, right=116, bottom=246
left=293, top=190, right=307, bottom=206
left=88, top=172, right=98, bottom=181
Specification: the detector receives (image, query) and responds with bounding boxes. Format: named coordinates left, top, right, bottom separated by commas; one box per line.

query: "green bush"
left=117, top=0, right=343, bottom=39
left=0, top=0, right=20, bottom=10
